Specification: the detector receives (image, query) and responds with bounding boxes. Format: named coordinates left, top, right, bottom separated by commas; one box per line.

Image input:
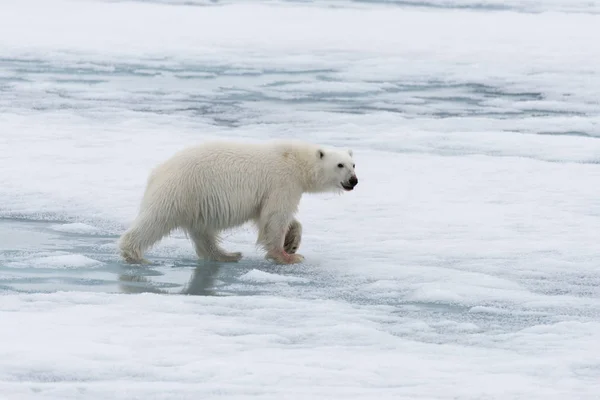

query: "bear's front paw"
left=266, top=250, right=304, bottom=265
left=284, top=253, right=304, bottom=264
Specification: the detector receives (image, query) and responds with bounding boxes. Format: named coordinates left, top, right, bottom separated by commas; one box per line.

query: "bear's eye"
left=352, top=164, right=355, bottom=168
left=337, top=163, right=344, bottom=168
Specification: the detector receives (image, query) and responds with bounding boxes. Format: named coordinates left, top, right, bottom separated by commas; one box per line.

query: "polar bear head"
left=314, top=147, right=358, bottom=193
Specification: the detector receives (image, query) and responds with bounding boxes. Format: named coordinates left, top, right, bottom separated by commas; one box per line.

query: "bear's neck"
left=291, top=153, right=323, bottom=194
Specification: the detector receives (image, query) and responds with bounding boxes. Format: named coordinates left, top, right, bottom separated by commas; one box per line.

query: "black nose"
left=349, top=176, right=358, bottom=186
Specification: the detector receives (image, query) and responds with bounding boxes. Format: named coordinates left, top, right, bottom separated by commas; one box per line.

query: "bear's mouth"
left=341, top=182, right=354, bottom=191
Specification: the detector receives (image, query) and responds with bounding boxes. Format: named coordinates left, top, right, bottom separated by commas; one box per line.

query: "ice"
left=50, top=223, right=102, bottom=235
left=1, top=292, right=599, bottom=400
left=239, top=269, right=311, bottom=283
left=7, top=253, right=104, bottom=269
left=1, top=0, right=600, bottom=398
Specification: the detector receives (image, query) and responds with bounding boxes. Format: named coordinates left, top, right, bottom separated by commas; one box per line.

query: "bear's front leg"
left=284, top=218, right=302, bottom=255
left=258, top=212, right=304, bottom=265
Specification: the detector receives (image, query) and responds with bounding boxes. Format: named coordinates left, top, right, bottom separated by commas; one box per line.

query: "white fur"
left=118, top=140, right=357, bottom=264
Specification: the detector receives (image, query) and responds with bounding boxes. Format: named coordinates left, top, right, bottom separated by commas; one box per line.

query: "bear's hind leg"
left=189, top=229, right=242, bottom=262
left=118, top=211, right=173, bottom=264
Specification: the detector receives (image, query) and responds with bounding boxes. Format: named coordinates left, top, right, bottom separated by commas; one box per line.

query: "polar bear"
left=118, top=140, right=358, bottom=265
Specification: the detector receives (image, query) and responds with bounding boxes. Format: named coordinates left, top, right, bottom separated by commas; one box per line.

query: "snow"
left=49, top=223, right=102, bottom=235
left=1, top=0, right=600, bottom=398
left=239, top=269, right=311, bottom=283
left=1, top=292, right=599, bottom=399
left=7, top=253, right=104, bottom=269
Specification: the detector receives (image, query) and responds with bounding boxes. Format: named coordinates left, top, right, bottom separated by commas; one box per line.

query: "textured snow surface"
left=7, top=253, right=103, bottom=269
left=1, top=0, right=599, bottom=398
left=49, top=223, right=103, bottom=235
left=1, top=292, right=599, bottom=400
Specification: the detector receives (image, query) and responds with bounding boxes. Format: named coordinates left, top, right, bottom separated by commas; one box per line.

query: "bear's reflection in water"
left=118, top=261, right=223, bottom=296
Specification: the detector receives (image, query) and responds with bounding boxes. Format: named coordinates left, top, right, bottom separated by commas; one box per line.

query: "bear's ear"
left=348, top=149, right=353, bottom=157
left=317, top=149, right=325, bottom=159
